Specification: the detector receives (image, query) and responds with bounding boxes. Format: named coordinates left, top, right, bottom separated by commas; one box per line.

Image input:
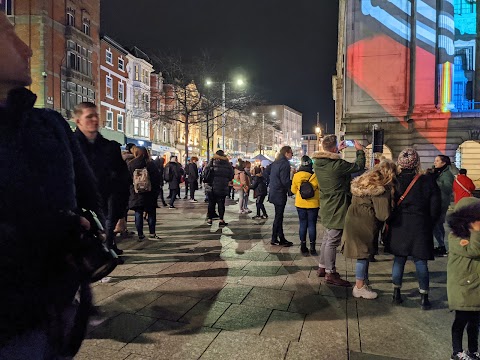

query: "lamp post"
left=315, top=126, right=322, bottom=152
left=252, top=110, right=276, bottom=155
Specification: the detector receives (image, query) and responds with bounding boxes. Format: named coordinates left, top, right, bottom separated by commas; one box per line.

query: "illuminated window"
left=105, top=111, right=113, bottom=129
left=134, top=65, right=139, bottom=81
left=134, top=118, right=139, bottom=135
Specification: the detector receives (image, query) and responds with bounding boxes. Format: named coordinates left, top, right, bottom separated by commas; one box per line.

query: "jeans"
left=452, top=310, right=480, bottom=354
left=356, top=258, right=370, bottom=281
left=237, top=190, right=245, bottom=210
left=243, top=191, right=249, bottom=210
left=256, top=195, right=267, bottom=216
left=184, top=181, right=189, bottom=197
left=272, top=203, right=286, bottom=242
left=297, top=207, right=319, bottom=245
left=207, top=193, right=226, bottom=220
left=319, top=228, right=343, bottom=273
left=134, top=208, right=156, bottom=236
left=392, top=256, right=429, bottom=292
left=169, top=189, right=178, bottom=207
left=433, top=212, right=447, bottom=248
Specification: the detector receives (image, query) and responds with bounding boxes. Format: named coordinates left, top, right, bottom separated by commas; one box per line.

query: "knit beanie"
left=397, top=148, right=420, bottom=169
left=301, top=155, right=312, bottom=166
left=216, top=150, right=225, bottom=157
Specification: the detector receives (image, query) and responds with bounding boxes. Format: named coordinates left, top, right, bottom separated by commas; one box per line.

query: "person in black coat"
left=205, top=150, right=234, bottom=225
left=74, top=102, right=130, bottom=256
left=251, top=166, right=268, bottom=219
left=165, top=155, right=184, bottom=208
left=128, top=147, right=161, bottom=240
left=187, top=156, right=199, bottom=202
left=388, top=148, right=441, bottom=309
left=268, top=146, right=294, bottom=246
left=153, top=156, right=168, bottom=207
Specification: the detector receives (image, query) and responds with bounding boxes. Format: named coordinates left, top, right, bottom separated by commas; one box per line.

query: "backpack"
left=133, top=168, right=151, bottom=193
left=164, top=164, right=171, bottom=182
left=203, top=163, right=214, bottom=184
left=299, top=173, right=315, bottom=199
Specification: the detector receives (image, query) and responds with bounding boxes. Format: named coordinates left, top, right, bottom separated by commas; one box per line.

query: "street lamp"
left=315, top=126, right=322, bottom=152
left=205, top=77, right=246, bottom=151
left=252, top=110, right=276, bottom=155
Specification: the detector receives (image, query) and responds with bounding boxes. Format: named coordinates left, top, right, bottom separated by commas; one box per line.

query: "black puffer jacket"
left=128, top=156, right=161, bottom=210
left=187, top=162, right=199, bottom=190
left=165, top=160, right=183, bottom=190
left=205, top=154, right=234, bottom=197
left=387, top=170, right=442, bottom=260
left=153, top=156, right=165, bottom=186
left=251, top=175, right=268, bottom=198
left=268, top=154, right=291, bottom=205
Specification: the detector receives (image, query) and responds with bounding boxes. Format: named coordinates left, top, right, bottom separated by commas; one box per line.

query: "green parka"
left=436, top=166, right=454, bottom=214
left=447, top=198, right=480, bottom=311
left=312, top=150, right=366, bottom=230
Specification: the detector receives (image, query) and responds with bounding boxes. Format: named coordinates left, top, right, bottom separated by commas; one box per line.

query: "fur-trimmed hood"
left=350, top=176, right=386, bottom=197
left=311, top=151, right=341, bottom=160
left=213, top=154, right=228, bottom=161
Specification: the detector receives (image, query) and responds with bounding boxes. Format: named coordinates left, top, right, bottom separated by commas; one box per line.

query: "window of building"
left=82, top=20, right=90, bottom=36
left=105, top=111, right=113, bottom=129
left=106, top=76, right=113, bottom=98
left=67, top=40, right=75, bottom=50
left=134, top=118, right=139, bottom=135
left=144, top=94, right=149, bottom=111
left=3, top=0, right=13, bottom=15
left=134, top=65, right=139, bottom=81
left=66, top=10, right=75, bottom=26
left=77, top=94, right=82, bottom=104
left=117, top=114, right=124, bottom=132
left=106, top=49, right=113, bottom=65
left=118, top=58, right=124, bottom=71
left=118, top=83, right=125, bottom=102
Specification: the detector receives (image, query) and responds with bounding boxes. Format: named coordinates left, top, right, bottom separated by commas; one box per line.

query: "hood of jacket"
left=311, top=150, right=342, bottom=160
left=350, top=176, right=387, bottom=197
left=213, top=154, right=229, bottom=161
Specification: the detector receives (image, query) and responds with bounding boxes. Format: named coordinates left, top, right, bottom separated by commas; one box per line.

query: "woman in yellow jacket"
left=291, top=155, right=320, bottom=256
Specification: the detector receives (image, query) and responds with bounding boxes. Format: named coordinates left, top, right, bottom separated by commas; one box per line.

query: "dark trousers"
left=189, top=183, right=196, bottom=199
left=297, top=207, right=319, bottom=245
left=134, top=208, right=156, bottom=236
left=272, top=203, right=286, bottom=242
left=184, top=181, right=189, bottom=197
left=169, top=189, right=178, bottom=206
left=452, top=310, right=480, bottom=354
left=158, top=186, right=166, bottom=205
left=103, top=200, right=120, bottom=250
left=255, top=195, right=267, bottom=216
left=208, top=193, right=226, bottom=220
left=229, top=186, right=235, bottom=199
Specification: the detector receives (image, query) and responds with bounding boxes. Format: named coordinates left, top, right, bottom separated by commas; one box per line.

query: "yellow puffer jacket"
left=291, top=171, right=320, bottom=209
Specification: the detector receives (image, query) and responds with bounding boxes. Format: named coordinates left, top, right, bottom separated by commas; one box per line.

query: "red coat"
left=453, top=174, right=476, bottom=204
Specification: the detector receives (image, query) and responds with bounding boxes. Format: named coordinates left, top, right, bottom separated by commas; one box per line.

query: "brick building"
left=5, top=0, right=100, bottom=117
left=99, top=35, right=127, bottom=143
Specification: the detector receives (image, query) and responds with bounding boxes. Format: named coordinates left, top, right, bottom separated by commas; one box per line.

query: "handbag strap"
left=397, top=174, right=421, bottom=206
left=455, top=175, right=472, bottom=194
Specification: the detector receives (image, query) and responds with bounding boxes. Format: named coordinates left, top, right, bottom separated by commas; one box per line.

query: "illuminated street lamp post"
left=252, top=110, right=276, bottom=155
left=315, top=126, right=322, bottom=152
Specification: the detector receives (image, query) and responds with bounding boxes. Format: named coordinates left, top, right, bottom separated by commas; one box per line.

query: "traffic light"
left=373, top=129, right=384, bottom=153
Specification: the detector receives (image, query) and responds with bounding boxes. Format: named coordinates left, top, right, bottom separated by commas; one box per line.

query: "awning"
left=100, top=128, right=125, bottom=144
left=151, top=143, right=178, bottom=154
left=125, top=137, right=152, bottom=148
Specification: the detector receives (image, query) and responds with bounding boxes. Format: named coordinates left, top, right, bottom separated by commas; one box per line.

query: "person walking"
left=268, top=146, right=294, bottom=247
left=291, top=156, right=320, bottom=256
left=153, top=156, right=168, bottom=207
left=388, top=148, right=441, bottom=309
left=187, top=156, right=199, bottom=202
left=251, top=166, right=268, bottom=219
left=128, top=146, right=161, bottom=240
left=342, top=160, right=397, bottom=299
left=165, top=155, right=183, bottom=209
left=312, top=135, right=365, bottom=287
left=453, top=169, right=476, bottom=205
left=447, top=197, right=480, bottom=360
left=204, top=150, right=234, bottom=226
left=432, top=154, right=455, bottom=256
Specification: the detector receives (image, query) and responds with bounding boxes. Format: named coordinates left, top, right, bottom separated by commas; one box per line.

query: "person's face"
left=434, top=156, right=445, bottom=169
left=75, top=107, right=99, bottom=135
left=0, top=13, right=33, bottom=88
left=285, top=150, right=293, bottom=160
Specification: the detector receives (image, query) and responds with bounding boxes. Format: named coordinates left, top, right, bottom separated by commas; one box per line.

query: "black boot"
left=392, top=287, right=403, bottom=304
left=300, top=243, right=309, bottom=256
left=420, top=293, right=431, bottom=310
left=310, top=242, right=318, bottom=256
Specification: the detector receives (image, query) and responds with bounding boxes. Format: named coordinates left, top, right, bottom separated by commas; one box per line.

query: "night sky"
left=100, top=0, right=339, bottom=134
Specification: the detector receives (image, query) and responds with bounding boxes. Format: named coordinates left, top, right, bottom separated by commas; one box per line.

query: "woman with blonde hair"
left=342, top=159, right=397, bottom=299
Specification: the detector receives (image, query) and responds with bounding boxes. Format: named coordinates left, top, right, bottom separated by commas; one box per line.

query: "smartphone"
left=344, top=140, right=354, bottom=147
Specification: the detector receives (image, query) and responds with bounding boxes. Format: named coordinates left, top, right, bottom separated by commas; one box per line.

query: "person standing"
left=388, top=148, right=441, bottom=309
left=153, top=156, right=168, bottom=207
left=268, top=146, right=294, bottom=247
left=447, top=197, right=480, bottom=360
left=205, top=150, right=234, bottom=226
left=128, top=147, right=161, bottom=240
left=312, top=135, right=365, bottom=287
left=243, top=161, right=253, bottom=213
left=291, top=155, right=320, bottom=256
left=233, top=159, right=249, bottom=214
left=183, top=158, right=191, bottom=199
left=453, top=169, right=476, bottom=205
left=165, top=155, right=183, bottom=209
left=342, top=160, right=397, bottom=299
left=251, top=166, right=268, bottom=219
left=432, top=154, right=455, bottom=256
left=187, top=156, right=199, bottom=202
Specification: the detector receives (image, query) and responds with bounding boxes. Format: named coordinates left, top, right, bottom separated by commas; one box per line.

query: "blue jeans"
left=297, top=207, right=319, bottom=245
left=433, top=212, right=447, bottom=248
left=134, top=208, right=156, bottom=237
left=356, top=258, right=370, bottom=281
left=392, top=256, right=429, bottom=293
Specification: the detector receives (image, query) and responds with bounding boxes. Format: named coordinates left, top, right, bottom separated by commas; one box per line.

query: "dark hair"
left=236, top=159, right=245, bottom=171
left=279, top=146, right=292, bottom=156
left=447, top=202, right=480, bottom=239
left=254, top=167, right=262, bottom=175
left=73, top=102, right=96, bottom=117
left=322, top=135, right=338, bottom=152
left=436, top=155, right=451, bottom=166
left=125, top=143, right=136, bottom=153
left=459, top=168, right=467, bottom=175
left=134, top=146, right=151, bottom=162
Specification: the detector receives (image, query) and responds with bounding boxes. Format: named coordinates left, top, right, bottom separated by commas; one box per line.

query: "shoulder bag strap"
left=455, top=175, right=472, bottom=194
left=397, top=174, right=421, bottom=206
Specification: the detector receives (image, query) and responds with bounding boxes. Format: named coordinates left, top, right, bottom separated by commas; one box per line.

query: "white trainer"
left=352, top=285, right=378, bottom=299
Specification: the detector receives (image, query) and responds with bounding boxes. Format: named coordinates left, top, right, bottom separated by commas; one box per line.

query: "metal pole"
left=371, top=124, right=377, bottom=168
left=262, top=113, right=265, bottom=155
left=222, top=82, right=226, bottom=151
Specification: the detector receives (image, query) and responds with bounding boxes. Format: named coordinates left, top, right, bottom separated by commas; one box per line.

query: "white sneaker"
left=238, top=210, right=245, bottom=214
left=352, top=285, right=378, bottom=299
left=189, top=199, right=198, bottom=203
left=452, top=351, right=474, bottom=360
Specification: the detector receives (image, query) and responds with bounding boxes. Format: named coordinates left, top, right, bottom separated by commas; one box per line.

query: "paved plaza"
left=77, top=193, right=452, bottom=360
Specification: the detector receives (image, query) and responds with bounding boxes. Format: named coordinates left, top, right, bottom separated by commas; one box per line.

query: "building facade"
left=301, top=133, right=320, bottom=157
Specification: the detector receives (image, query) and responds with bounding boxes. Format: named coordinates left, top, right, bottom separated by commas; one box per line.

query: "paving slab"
left=137, top=294, right=200, bottom=321
left=210, top=283, right=253, bottom=304
left=178, top=299, right=231, bottom=327
left=260, top=310, right=305, bottom=342
left=241, top=287, right=294, bottom=311
left=212, top=304, right=272, bottom=335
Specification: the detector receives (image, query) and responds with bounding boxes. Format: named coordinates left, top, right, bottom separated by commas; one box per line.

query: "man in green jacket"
left=312, top=135, right=365, bottom=287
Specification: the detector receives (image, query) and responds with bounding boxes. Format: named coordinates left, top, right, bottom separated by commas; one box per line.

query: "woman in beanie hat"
left=291, top=155, right=320, bottom=255
left=388, top=148, right=441, bottom=309
left=446, top=197, right=480, bottom=360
